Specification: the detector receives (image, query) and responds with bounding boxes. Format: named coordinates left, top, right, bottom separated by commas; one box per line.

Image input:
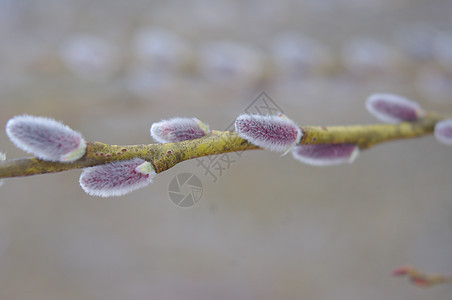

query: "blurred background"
left=1, top=0, right=452, bottom=299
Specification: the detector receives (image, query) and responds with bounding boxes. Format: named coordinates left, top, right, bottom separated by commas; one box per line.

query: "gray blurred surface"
left=1, top=0, right=452, bottom=299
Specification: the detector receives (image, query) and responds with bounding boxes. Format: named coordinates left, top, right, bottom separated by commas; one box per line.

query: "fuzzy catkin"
left=6, top=115, right=86, bottom=162
left=234, top=114, right=302, bottom=153
left=79, top=158, right=155, bottom=197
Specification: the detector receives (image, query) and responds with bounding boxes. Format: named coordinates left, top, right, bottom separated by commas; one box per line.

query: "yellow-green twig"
left=0, top=113, right=445, bottom=179
left=301, top=112, right=442, bottom=149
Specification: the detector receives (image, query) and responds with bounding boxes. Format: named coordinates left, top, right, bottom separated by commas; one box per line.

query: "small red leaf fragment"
left=392, top=265, right=452, bottom=288
left=411, top=277, right=430, bottom=287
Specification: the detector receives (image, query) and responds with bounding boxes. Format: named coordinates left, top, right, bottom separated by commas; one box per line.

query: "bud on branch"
left=434, top=118, right=452, bottom=146
left=291, top=144, right=360, bottom=166
left=6, top=115, right=86, bottom=162
left=79, top=158, right=155, bottom=197
left=151, top=117, right=210, bottom=143
left=366, top=93, right=425, bottom=124
left=234, top=114, right=302, bottom=153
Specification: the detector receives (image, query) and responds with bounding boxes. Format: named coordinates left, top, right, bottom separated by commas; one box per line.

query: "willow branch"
left=0, top=112, right=445, bottom=179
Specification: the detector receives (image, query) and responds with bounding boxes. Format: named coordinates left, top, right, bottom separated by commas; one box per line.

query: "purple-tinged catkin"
left=434, top=119, right=452, bottom=146
left=234, top=114, right=302, bottom=153
left=291, top=144, right=359, bottom=166
left=150, top=117, right=210, bottom=143
left=6, top=115, right=86, bottom=162
left=79, top=158, right=155, bottom=197
left=366, top=93, right=425, bottom=124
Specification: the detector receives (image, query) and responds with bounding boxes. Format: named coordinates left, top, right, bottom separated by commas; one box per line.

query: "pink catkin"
left=234, top=114, right=302, bottom=152
left=79, top=158, right=155, bottom=197
left=292, top=144, right=359, bottom=166
left=6, top=115, right=86, bottom=162
left=366, top=93, right=424, bottom=124
left=150, top=117, right=209, bottom=143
